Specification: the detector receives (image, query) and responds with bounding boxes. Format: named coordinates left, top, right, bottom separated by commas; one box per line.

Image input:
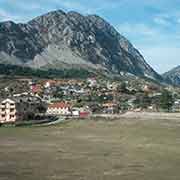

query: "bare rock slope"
left=0, top=10, right=162, bottom=80
left=163, top=66, right=180, bottom=86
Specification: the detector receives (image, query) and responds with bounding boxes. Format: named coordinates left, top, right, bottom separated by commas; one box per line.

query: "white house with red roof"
left=47, top=102, right=71, bottom=116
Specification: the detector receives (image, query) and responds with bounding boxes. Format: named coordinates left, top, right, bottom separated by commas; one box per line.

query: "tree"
left=134, top=93, right=151, bottom=109
left=117, top=82, right=127, bottom=93
left=159, top=90, right=174, bottom=112
left=141, top=93, right=151, bottom=109
left=53, top=90, right=64, bottom=99
left=120, top=102, right=130, bottom=111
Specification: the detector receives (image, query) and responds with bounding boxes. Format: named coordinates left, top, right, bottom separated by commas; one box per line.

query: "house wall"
left=47, top=107, right=71, bottom=116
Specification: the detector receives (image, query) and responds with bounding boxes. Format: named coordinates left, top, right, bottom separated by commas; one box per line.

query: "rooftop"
left=48, top=102, right=71, bottom=109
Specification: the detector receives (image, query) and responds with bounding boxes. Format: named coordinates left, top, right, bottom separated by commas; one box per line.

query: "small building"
left=172, top=100, right=180, bottom=112
left=71, top=108, right=80, bottom=116
left=47, top=102, right=71, bottom=116
left=44, top=80, right=57, bottom=88
left=71, top=107, right=91, bottom=118
left=87, top=78, right=97, bottom=87
left=102, top=102, right=119, bottom=114
left=31, top=84, right=42, bottom=94
left=0, top=99, right=16, bottom=124
left=79, top=111, right=90, bottom=118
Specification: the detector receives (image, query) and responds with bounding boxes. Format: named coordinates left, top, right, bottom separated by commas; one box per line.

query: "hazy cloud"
left=154, top=16, right=171, bottom=26
left=140, top=46, right=180, bottom=73
left=0, top=8, right=22, bottom=21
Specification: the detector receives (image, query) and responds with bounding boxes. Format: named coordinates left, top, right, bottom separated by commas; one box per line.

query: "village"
left=0, top=77, right=180, bottom=125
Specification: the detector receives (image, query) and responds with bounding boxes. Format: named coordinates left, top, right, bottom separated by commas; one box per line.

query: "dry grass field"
left=1, top=117, right=180, bottom=180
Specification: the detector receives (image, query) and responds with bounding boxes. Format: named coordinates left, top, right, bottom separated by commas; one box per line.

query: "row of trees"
left=0, top=64, right=93, bottom=79
left=117, top=82, right=174, bottom=112
left=134, top=89, right=174, bottom=112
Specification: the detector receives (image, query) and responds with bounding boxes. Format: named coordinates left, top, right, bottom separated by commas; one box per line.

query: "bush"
left=159, top=90, right=174, bottom=112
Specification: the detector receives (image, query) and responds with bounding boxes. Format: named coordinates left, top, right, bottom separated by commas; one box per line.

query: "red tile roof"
left=44, top=80, right=57, bottom=85
left=32, top=85, right=42, bottom=93
left=48, top=102, right=71, bottom=109
left=102, top=103, right=117, bottom=107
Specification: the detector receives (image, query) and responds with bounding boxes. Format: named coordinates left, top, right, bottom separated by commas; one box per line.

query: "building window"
left=10, top=108, right=14, bottom=112
left=1, top=108, right=5, bottom=112
left=10, top=115, right=14, bottom=119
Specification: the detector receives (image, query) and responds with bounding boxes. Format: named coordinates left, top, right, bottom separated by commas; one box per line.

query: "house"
left=44, top=80, right=57, bottom=88
left=87, top=78, right=97, bottom=87
left=172, top=100, right=180, bottom=112
left=72, top=109, right=80, bottom=116
left=79, top=111, right=90, bottom=118
left=107, top=82, right=118, bottom=91
left=102, top=102, right=119, bottom=114
left=71, top=107, right=91, bottom=118
left=31, top=84, right=42, bottom=94
left=143, top=85, right=159, bottom=93
left=0, top=99, right=16, bottom=124
left=47, top=102, right=71, bottom=116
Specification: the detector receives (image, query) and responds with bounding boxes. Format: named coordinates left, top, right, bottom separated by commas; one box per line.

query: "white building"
left=47, top=102, right=71, bottom=116
left=87, top=78, right=97, bottom=87
left=0, top=99, right=16, bottom=124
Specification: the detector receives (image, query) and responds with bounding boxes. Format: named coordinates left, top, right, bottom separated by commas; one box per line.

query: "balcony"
left=9, top=117, right=16, bottom=122
left=10, top=104, right=15, bottom=108
left=0, top=108, right=5, bottom=112
left=0, top=117, right=6, bottom=123
left=6, top=105, right=15, bottom=109
left=0, top=112, right=6, bottom=115
left=0, top=105, right=5, bottom=108
left=10, top=108, right=16, bottom=113
left=10, top=111, right=16, bottom=115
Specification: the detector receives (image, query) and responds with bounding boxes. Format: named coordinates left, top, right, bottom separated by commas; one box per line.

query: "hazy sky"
left=0, top=0, right=180, bottom=73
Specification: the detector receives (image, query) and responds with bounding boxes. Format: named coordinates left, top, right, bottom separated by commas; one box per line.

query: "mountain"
left=163, top=66, right=180, bottom=86
left=0, top=10, right=162, bottom=80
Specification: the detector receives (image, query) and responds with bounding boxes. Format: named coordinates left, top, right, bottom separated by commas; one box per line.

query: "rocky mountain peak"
left=0, top=9, right=163, bottom=81
left=163, top=66, right=180, bottom=86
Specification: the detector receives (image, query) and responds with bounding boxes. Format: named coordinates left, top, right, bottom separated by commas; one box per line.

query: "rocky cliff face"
left=0, top=10, right=162, bottom=80
left=163, top=66, right=180, bottom=86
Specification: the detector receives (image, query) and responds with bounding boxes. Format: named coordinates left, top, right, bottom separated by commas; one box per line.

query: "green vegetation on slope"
left=0, top=64, right=94, bottom=79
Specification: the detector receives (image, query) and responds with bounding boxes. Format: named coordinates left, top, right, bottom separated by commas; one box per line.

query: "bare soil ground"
left=1, top=117, right=180, bottom=180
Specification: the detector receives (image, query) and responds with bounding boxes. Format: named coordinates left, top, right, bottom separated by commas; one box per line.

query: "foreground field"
left=1, top=118, right=180, bottom=180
